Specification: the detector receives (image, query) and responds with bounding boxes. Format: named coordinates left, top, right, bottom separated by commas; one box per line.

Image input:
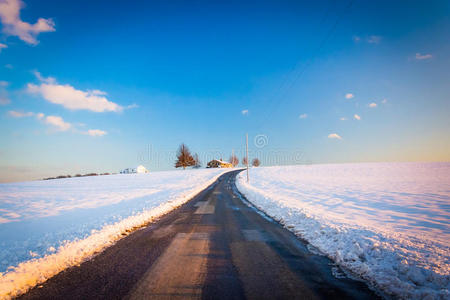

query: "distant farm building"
left=207, top=159, right=233, bottom=168
left=136, top=165, right=149, bottom=173
left=120, top=165, right=149, bottom=174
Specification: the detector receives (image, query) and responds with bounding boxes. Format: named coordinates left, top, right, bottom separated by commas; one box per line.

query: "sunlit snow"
left=236, top=162, right=449, bottom=299
left=0, top=168, right=229, bottom=298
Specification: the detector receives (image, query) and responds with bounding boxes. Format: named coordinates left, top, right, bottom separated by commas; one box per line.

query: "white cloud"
left=8, top=110, right=33, bottom=117
left=415, top=53, right=432, bottom=60
left=88, top=89, right=107, bottom=96
left=9, top=110, right=107, bottom=136
left=369, top=102, right=377, bottom=108
left=0, top=43, right=7, bottom=52
left=299, top=113, right=307, bottom=119
left=367, top=35, right=381, bottom=44
left=382, top=98, right=388, bottom=104
left=345, top=93, right=354, bottom=99
left=44, top=115, right=71, bottom=131
left=241, top=109, right=248, bottom=115
left=354, top=114, right=361, bottom=120
left=27, top=72, right=123, bottom=112
left=84, top=129, right=107, bottom=137
left=328, top=133, right=342, bottom=140
left=32, top=70, right=55, bottom=84
left=126, top=103, right=139, bottom=109
left=0, top=0, right=55, bottom=45
left=340, top=117, right=347, bottom=121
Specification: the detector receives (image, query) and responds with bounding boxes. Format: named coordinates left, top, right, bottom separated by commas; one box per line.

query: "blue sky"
left=0, top=0, right=449, bottom=182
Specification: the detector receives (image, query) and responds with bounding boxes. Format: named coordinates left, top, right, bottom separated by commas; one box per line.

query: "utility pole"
left=246, top=133, right=249, bottom=182
left=232, top=148, right=234, bottom=167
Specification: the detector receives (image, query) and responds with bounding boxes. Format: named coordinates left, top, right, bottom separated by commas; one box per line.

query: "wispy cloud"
left=354, top=114, right=361, bottom=120
left=8, top=110, right=33, bottom=118
left=0, top=43, right=7, bottom=52
left=415, top=53, right=432, bottom=60
left=27, top=71, right=123, bottom=112
left=9, top=110, right=108, bottom=136
left=0, top=0, right=55, bottom=45
left=299, top=113, right=307, bottom=119
left=4, top=64, right=13, bottom=69
left=84, top=129, right=107, bottom=137
left=241, top=109, right=248, bottom=115
left=367, top=35, right=381, bottom=44
left=44, top=115, right=71, bottom=131
left=126, top=103, right=139, bottom=109
left=382, top=98, right=388, bottom=104
left=345, top=93, right=354, bottom=99
left=369, top=102, right=377, bottom=108
left=41, top=114, right=107, bottom=136
left=32, top=71, right=55, bottom=83
left=328, top=133, right=342, bottom=140
left=88, top=90, right=107, bottom=96
left=340, top=117, right=347, bottom=121
left=353, top=35, right=381, bottom=44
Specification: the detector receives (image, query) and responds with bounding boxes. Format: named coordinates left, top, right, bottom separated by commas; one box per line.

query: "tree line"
left=43, top=172, right=111, bottom=180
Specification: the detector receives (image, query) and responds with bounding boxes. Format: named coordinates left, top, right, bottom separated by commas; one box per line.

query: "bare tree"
left=193, top=153, right=201, bottom=168
left=242, top=156, right=248, bottom=166
left=252, top=158, right=261, bottom=167
left=229, top=154, right=239, bottom=167
left=175, top=143, right=196, bottom=169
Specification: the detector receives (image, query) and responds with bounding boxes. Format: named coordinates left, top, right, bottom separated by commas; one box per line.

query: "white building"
left=136, top=165, right=149, bottom=173
left=120, top=165, right=149, bottom=174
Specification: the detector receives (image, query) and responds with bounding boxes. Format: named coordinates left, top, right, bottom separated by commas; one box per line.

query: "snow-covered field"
left=0, top=168, right=230, bottom=298
left=236, top=162, right=450, bottom=299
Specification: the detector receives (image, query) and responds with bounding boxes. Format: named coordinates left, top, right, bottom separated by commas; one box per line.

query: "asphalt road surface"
left=19, top=170, right=379, bottom=300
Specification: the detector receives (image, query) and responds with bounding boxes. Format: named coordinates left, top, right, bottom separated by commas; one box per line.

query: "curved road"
left=19, top=170, right=378, bottom=299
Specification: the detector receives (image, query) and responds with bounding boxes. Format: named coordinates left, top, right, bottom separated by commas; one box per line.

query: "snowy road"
left=18, top=170, right=378, bottom=299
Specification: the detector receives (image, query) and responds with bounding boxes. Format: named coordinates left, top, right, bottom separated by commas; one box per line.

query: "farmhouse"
left=207, top=159, right=233, bottom=168
left=120, top=165, right=149, bottom=174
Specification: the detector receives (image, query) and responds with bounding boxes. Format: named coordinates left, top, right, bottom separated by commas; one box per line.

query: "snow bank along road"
left=0, top=168, right=229, bottom=298
left=18, top=170, right=377, bottom=299
left=236, top=163, right=450, bottom=299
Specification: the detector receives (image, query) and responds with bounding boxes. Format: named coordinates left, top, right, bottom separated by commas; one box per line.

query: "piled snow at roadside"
left=0, top=168, right=230, bottom=298
left=236, top=162, right=449, bottom=299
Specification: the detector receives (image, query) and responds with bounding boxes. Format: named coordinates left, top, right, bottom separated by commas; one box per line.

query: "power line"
left=254, top=2, right=335, bottom=130
left=255, top=0, right=355, bottom=132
